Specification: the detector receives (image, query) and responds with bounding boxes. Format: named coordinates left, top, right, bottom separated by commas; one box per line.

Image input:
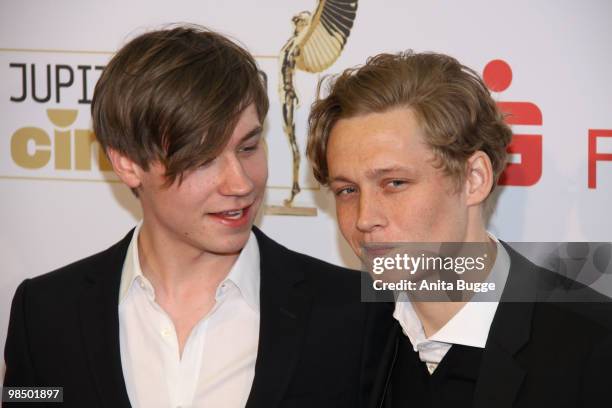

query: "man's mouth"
left=217, top=208, right=245, bottom=219
left=210, top=204, right=252, bottom=223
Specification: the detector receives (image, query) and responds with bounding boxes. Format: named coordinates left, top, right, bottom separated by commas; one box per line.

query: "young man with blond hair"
left=308, top=51, right=612, bottom=407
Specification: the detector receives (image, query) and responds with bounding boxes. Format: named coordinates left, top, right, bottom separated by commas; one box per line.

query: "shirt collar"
left=118, top=222, right=146, bottom=304
left=223, top=229, right=260, bottom=310
left=393, top=233, right=511, bottom=349
left=118, top=221, right=261, bottom=311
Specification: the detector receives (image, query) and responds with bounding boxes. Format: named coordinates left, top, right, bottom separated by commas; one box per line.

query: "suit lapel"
left=472, top=303, right=530, bottom=408
left=78, top=231, right=133, bottom=408
left=246, top=227, right=313, bottom=408
left=370, top=321, right=400, bottom=408
left=473, top=242, right=539, bottom=408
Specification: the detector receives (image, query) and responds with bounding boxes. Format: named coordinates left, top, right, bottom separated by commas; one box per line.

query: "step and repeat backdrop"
left=1, top=0, right=611, bottom=369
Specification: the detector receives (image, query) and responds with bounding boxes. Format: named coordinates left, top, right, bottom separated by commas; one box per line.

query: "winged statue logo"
left=266, top=0, right=358, bottom=216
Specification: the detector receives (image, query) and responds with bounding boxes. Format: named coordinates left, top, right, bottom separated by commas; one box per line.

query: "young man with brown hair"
left=3, top=25, right=392, bottom=408
left=307, top=51, right=612, bottom=407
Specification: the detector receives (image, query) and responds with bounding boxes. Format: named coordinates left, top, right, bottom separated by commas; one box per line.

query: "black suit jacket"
left=372, top=243, right=612, bottom=408
left=4, top=227, right=395, bottom=408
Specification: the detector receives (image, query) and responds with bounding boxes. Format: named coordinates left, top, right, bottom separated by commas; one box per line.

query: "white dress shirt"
left=118, top=222, right=260, bottom=408
left=393, top=236, right=511, bottom=374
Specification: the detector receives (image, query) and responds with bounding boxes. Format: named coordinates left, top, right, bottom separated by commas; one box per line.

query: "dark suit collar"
left=252, top=226, right=305, bottom=284
left=485, top=241, right=539, bottom=351
left=78, top=229, right=134, bottom=408
left=473, top=242, right=540, bottom=408
left=246, top=226, right=313, bottom=408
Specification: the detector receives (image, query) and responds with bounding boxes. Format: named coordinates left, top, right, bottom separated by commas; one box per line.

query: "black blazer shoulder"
left=500, top=241, right=612, bottom=330
left=481, top=244, right=612, bottom=407
left=253, top=226, right=376, bottom=302
left=3, top=231, right=135, bottom=407
left=19, top=230, right=133, bottom=300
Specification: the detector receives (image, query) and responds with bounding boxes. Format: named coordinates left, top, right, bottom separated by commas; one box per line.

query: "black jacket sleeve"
left=4, top=279, right=37, bottom=387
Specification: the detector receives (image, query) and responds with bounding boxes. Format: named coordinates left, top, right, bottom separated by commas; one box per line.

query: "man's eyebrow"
left=364, top=165, right=416, bottom=179
left=329, top=166, right=416, bottom=184
left=329, top=166, right=417, bottom=184
left=239, top=126, right=263, bottom=143
left=329, top=175, right=354, bottom=184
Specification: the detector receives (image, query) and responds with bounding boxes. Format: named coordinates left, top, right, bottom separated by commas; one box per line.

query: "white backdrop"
left=1, top=0, right=611, bottom=374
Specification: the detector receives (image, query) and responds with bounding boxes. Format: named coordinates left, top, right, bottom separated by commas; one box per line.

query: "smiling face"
left=327, top=108, right=472, bottom=260
left=129, top=103, right=267, bottom=257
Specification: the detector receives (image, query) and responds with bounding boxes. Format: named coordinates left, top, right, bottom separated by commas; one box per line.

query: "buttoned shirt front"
left=118, top=223, right=261, bottom=408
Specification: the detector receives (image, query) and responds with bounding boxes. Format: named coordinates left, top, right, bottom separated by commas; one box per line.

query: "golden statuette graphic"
left=267, top=0, right=358, bottom=216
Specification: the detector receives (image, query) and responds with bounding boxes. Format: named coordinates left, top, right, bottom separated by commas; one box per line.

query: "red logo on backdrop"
left=483, top=60, right=542, bottom=186
left=588, top=130, right=612, bottom=189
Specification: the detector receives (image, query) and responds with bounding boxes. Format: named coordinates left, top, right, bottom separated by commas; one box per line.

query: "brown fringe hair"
left=92, top=24, right=268, bottom=186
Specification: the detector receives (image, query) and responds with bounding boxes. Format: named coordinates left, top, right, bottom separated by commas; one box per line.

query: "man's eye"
left=386, top=179, right=407, bottom=188
left=239, top=143, right=259, bottom=153
left=335, top=186, right=357, bottom=196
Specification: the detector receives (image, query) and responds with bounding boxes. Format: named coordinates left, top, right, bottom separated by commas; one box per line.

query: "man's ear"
left=106, top=148, right=143, bottom=189
left=464, top=151, right=494, bottom=207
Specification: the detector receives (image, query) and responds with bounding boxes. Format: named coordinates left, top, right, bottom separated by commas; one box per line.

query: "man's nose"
left=219, top=155, right=254, bottom=196
left=355, top=191, right=386, bottom=233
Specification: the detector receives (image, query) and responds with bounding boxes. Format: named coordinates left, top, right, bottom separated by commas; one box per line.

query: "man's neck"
left=412, top=301, right=467, bottom=337
left=412, top=227, right=496, bottom=338
left=137, top=221, right=240, bottom=302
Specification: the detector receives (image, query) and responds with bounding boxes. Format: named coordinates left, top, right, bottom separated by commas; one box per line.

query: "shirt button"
left=138, top=280, right=145, bottom=289
left=161, top=328, right=171, bottom=337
